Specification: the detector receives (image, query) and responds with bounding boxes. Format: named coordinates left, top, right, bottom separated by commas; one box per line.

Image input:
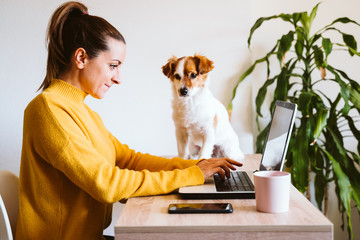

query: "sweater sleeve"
left=108, top=133, right=201, bottom=171
left=28, top=96, right=204, bottom=203
left=57, top=136, right=204, bottom=203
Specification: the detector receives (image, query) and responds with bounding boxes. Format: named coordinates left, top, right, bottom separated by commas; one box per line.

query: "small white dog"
left=162, top=54, right=244, bottom=161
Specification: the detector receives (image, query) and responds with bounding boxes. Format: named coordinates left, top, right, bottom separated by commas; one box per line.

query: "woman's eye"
left=190, top=73, right=197, bottom=79
left=174, top=74, right=181, bottom=80
left=110, top=64, right=118, bottom=70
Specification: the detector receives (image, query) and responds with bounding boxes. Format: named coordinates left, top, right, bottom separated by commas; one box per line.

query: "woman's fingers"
left=216, top=167, right=226, bottom=179
left=196, top=157, right=243, bottom=179
left=226, top=158, right=243, bottom=167
left=219, top=163, right=234, bottom=179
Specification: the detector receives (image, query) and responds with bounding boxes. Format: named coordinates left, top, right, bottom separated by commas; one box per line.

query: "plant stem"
left=324, top=183, right=329, bottom=216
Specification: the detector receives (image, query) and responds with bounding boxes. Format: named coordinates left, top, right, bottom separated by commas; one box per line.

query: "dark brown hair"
left=39, top=1, right=125, bottom=91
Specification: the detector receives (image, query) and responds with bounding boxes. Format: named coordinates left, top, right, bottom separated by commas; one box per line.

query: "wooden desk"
left=115, top=154, right=333, bottom=240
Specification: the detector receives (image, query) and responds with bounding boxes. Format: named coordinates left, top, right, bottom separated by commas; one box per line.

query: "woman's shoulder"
left=25, top=91, right=57, bottom=112
left=24, top=90, right=74, bottom=122
left=25, top=91, right=48, bottom=111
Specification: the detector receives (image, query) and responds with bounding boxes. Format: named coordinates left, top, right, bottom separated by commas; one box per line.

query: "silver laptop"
left=178, top=100, right=297, bottom=199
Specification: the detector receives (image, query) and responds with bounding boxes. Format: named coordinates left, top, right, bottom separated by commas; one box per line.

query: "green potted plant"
left=229, top=3, right=360, bottom=239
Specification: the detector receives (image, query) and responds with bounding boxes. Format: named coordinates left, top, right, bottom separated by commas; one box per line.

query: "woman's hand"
left=196, top=158, right=243, bottom=179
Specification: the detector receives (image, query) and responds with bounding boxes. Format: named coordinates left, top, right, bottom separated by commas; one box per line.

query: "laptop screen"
left=259, top=101, right=297, bottom=171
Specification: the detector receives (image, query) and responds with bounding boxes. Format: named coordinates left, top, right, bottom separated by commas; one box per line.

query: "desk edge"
left=115, top=224, right=333, bottom=234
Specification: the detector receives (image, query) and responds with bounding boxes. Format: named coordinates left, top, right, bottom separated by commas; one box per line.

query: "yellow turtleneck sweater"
left=16, top=79, right=204, bottom=240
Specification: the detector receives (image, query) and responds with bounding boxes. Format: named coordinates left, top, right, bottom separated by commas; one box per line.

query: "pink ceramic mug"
left=254, top=171, right=291, bottom=213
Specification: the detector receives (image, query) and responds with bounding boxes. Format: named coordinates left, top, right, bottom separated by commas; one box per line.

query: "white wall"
left=0, top=0, right=252, bottom=170
left=0, top=0, right=359, bottom=239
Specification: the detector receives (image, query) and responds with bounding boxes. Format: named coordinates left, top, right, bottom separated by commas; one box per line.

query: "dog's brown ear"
left=194, top=54, right=214, bottom=74
left=162, top=56, right=178, bottom=78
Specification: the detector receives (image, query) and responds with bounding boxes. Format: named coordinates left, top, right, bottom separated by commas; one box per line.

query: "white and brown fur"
left=162, top=54, right=244, bottom=161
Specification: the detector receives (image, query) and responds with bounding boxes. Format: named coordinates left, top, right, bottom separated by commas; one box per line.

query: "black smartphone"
left=168, top=203, right=233, bottom=214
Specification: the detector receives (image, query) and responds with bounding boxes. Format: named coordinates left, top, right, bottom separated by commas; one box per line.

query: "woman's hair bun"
left=68, top=4, right=88, bottom=18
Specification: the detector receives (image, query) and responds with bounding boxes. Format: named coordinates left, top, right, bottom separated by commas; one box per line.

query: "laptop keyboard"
left=214, top=171, right=255, bottom=192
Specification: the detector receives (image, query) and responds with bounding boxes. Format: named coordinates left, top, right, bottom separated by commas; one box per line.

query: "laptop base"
left=179, top=192, right=255, bottom=199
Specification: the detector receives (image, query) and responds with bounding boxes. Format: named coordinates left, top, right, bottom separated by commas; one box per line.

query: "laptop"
left=178, top=100, right=297, bottom=199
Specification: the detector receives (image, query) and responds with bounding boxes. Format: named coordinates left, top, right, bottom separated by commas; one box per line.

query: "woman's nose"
left=112, top=78, right=121, bottom=84
left=112, top=72, right=121, bottom=84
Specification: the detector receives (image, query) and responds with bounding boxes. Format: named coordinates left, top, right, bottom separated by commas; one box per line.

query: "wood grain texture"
left=115, top=154, right=333, bottom=240
left=115, top=232, right=331, bottom=240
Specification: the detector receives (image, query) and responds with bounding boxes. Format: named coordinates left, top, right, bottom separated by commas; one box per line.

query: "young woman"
left=16, top=2, right=242, bottom=239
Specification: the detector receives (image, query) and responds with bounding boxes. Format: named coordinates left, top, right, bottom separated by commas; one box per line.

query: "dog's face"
left=162, top=54, right=214, bottom=97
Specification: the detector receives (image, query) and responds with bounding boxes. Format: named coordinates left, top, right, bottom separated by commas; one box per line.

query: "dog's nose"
left=179, top=87, right=188, bottom=96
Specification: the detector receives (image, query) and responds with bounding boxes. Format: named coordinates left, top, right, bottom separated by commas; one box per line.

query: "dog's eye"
left=174, top=74, right=181, bottom=80
left=190, top=73, right=197, bottom=79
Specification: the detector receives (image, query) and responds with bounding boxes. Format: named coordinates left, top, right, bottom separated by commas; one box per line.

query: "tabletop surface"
left=115, top=154, right=333, bottom=234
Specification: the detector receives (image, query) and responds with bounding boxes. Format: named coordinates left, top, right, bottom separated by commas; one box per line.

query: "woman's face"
left=79, top=38, right=126, bottom=99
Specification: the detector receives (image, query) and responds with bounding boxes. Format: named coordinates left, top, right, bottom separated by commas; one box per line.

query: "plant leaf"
left=228, top=44, right=279, bottom=111
left=314, top=170, right=326, bottom=211
left=228, top=56, right=267, bottom=111
left=295, top=31, right=305, bottom=57
left=299, top=3, right=320, bottom=39
left=326, top=65, right=351, bottom=115
left=309, top=2, right=321, bottom=26
left=323, top=27, right=360, bottom=56
left=255, top=76, right=277, bottom=117
left=313, top=107, right=328, bottom=143
left=321, top=148, right=355, bottom=239
left=291, top=116, right=311, bottom=192
left=248, top=14, right=294, bottom=47
left=335, top=43, right=360, bottom=56
left=322, top=38, right=333, bottom=58
left=320, top=17, right=360, bottom=36
left=326, top=128, right=360, bottom=204
left=343, top=33, right=357, bottom=55
left=298, top=92, right=313, bottom=115
left=329, top=17, right=360, bottom=27
left=292, top=12, right=302, bottom=24
left=349, top=86, right=360, bottom=109
left=277, top=31, right=294, bottom=64
left=327, top=67, right=360, bottom=109
left=344, top=115, right=360, bottom=154
left=274, top=60, right=293, bottom=101
left=313, top=45, right=324, bottom=68
left=309, top=33, right=322, bottom=47
left=300, top=12, right=310, bottom=37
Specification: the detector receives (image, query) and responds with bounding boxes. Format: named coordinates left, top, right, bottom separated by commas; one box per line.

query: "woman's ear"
left=74, top=48, right=87, bottom=69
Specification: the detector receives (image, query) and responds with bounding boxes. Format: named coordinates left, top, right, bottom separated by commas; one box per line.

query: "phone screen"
left=168, top=203, right=233, bottom=214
